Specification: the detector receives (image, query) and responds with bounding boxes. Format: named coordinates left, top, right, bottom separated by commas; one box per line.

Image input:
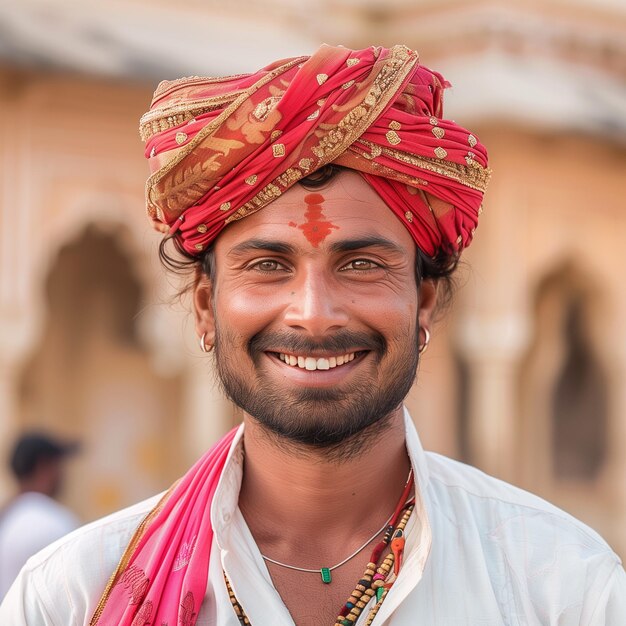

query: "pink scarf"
left=90, top=428, right=238, bottom=626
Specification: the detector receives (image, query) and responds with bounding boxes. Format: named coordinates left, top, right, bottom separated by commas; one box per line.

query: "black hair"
left=9, top=433, right=78, bottom=479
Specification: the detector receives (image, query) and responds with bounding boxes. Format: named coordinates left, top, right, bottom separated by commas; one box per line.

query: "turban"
left=140, top=44, right=490, bottom=258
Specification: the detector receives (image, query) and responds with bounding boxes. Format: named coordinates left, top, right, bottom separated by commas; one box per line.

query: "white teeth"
left=277, top=352, right=359, bottom=370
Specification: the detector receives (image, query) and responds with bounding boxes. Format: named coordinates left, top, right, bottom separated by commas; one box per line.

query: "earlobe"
left=193, top=274, right=216, bottom=346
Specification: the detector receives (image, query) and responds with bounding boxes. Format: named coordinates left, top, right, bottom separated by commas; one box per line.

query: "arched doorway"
left=17, top=223, right=183, bottom=521
left=518, top=260, right=608, bottom=489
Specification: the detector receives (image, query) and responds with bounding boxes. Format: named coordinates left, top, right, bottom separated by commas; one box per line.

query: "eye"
left=250, top=259, right=287, bottom=273
left=339, top=259, right=382, bottom=271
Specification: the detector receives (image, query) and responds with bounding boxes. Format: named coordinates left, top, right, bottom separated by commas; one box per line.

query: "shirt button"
left=223, top=512, right=231, bottom=523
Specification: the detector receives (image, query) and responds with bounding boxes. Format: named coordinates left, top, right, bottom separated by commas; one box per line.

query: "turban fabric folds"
left=140, top=45, right=490, bottom=257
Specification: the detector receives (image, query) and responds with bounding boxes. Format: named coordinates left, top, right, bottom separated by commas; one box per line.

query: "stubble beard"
left=213, top=325, right=419, bottom=451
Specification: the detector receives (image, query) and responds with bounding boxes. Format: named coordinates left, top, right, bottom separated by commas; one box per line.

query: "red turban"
left=140, top=44, right=490, bottom=257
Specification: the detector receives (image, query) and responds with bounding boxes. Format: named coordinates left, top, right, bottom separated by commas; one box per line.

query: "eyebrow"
left=228, top=239, right=298, bottom=256
left=228, top=236, right=406, bottom=257
left=328, top=236, right=406, bottom=255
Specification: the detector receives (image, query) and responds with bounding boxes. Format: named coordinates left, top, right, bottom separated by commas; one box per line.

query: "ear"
left=193, top=270, right=216, bottom=346
left=417, top=279, right=438, bottom=332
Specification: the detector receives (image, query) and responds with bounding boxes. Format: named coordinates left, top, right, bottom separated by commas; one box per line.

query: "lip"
left=264, top=350, right=370, bottom=387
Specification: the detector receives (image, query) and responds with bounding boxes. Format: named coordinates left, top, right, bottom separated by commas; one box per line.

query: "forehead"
left=215, top=170, right=415, bottom=253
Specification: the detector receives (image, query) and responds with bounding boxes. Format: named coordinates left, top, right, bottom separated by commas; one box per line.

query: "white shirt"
left=1, top=410, right=625, bottom=625
left=0, top=492, right=79, bottom=600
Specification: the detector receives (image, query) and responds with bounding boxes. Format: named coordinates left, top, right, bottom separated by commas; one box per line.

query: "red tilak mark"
left=291, top=193, right=339, bottom=247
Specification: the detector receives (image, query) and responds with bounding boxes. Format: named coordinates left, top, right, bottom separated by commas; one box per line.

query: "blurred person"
left=0, top=432, right=79, bottom=599
left=2, top=44, right=625, bottom=625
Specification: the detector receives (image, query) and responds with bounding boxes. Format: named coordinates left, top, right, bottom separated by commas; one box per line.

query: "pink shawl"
left=90, top=428, right=238, bottom=626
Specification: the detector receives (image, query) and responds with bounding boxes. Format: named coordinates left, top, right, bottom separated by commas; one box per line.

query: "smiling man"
left=2, top=44, right=625, bottom=626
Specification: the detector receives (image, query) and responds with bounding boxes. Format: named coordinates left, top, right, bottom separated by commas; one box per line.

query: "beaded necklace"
left=225, top=471, right=415, bottom=626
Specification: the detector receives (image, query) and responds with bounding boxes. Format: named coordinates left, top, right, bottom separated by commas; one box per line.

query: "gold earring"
left=199, top=332, right=213, bottom=353
left=418, top=327, right=430, bottom=355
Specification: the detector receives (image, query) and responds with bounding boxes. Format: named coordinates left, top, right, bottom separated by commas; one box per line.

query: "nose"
left=282, top=268, right=350, bottom=336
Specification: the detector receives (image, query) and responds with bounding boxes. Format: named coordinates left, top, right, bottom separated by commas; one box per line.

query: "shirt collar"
left=210, top=422, right=245, bottom=544
left=402, top=405, right=431, bottom=494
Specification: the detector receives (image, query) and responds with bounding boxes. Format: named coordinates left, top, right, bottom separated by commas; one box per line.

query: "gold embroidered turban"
left=140, top=44, right=490, bottom=257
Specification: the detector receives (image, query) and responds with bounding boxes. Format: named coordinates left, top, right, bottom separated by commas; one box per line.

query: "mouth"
left=269, top=351, right=368, bottom=371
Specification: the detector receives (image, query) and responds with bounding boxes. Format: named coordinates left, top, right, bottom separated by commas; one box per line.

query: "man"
left=1, top=44, right=625, bottom=625
left=0, top=432, right=79, bottom=600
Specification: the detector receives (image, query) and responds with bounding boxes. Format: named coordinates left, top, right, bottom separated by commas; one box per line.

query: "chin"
left=239, top=389, right=406, bottom=448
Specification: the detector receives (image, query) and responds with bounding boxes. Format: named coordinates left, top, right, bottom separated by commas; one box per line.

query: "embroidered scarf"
left=90, top=428, right=238, bottom=626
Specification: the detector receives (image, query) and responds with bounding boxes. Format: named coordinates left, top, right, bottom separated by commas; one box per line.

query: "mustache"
left=249, top=330, right=386, bottom=356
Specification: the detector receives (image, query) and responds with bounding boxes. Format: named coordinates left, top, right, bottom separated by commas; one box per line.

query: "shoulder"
left=25, top=492, right=163, bottom=579
left=0, top=493, right=163, bottom=625
left=424, top=451, right=615, bottom=554
left=422, top=452, right=622, bottom=619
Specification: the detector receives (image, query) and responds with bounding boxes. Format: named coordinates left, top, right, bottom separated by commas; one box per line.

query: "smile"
left=275, top=352, right=363, bottom=371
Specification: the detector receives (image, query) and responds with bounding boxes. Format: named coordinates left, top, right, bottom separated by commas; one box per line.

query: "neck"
left=238, top=407, right=412, bottom=557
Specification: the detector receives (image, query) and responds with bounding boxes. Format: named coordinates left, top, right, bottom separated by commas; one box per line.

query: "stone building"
left=1, top=0, right=625, bottom=557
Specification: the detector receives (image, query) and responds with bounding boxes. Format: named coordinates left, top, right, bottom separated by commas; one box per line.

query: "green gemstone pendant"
left=320, top=567, right=332, bottom=584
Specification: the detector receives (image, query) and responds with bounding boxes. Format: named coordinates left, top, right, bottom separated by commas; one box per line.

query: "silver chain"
left=260, top=516, right=391, bottom=574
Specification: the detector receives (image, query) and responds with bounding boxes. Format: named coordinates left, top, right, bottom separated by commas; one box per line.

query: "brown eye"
left=340, top=259, right=380, bottom=271
left=253, top=260, right=285, bottom=272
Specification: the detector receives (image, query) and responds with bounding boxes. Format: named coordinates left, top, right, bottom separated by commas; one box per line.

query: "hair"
left=158, top=164, right=459, bottom=310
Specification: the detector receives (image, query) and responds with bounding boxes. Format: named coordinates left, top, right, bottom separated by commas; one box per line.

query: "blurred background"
left=0, top=0, right=625, bottom=559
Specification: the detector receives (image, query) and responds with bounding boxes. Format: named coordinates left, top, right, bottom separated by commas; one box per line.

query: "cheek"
left=360, top=293, right=418, bottom=341
left=215, top=286, right=283, bottom=336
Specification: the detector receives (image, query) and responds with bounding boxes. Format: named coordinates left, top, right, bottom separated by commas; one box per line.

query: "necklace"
left=226, top=470, right=416, bottom=626
left=261, top=517, right=390, bottom=584
left=259, top=469, right=414, bottom=584
left=225, top=502, right=414, bottom=626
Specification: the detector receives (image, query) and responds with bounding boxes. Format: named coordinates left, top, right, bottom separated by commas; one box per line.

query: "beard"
left=213, top=324, right=419, bottom=449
